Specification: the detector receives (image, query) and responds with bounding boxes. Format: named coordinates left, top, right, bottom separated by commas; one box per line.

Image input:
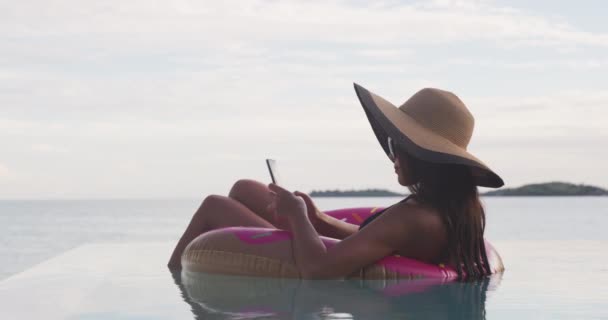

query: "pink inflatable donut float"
left=182, top=207, right=504, bottom=280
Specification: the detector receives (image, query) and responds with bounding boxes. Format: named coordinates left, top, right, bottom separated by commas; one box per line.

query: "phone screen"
left=265, top=159, right=281, bottom=186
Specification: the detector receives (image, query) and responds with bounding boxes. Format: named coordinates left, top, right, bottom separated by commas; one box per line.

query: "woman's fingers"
left=294, top=190, right=308, bottom=199
left=268, top=183, right=290, bottom=195
left=267, top=190, right=277, bottom=210
left=294, top=191, right=313, bottom=208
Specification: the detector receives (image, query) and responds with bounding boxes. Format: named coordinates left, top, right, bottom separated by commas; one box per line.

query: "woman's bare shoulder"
left=376, top=200, right=447, bottom=261
left=384, top=200, right=443, bottom=231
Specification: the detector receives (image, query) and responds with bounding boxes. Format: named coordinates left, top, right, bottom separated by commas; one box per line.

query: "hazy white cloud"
left=0, top=118, right=37, bottom=132
left=465, top=89, right=608, bottom=190
left=31, top=144, right=69, bottom=154
left=1, top=0, right=607, bottom=198
left=355, top=48, right=413, bottom=59
left=0, top=163, right=10, bottom=178
left=446, top=58, right=608, bottom=70
left=2, top=0, right=608, bottom=57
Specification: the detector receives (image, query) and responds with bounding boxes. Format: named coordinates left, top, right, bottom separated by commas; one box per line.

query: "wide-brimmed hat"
left=353, top=83, right=504, bottom=188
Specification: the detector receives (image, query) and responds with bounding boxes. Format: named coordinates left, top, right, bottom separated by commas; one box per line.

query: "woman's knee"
left=229, top=179, right=267, bottom=200
left=193, top=195, right=232, bottom=221
left=228, top=179, right=274, bottom=218
left=201, top=194, right=229, bottom=209
left=196, top=193, right=274, bottom=229
left=189, top=194, right=228, bottom=227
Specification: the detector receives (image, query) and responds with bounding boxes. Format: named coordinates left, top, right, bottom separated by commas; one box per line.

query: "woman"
left=168, top=83, right=504, bottom=279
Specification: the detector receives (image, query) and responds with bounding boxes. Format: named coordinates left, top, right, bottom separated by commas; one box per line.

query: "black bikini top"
left=358, top=195, right=414, bottom=230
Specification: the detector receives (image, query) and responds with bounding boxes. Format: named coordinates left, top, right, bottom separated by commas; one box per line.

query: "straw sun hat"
left=353, top=83, right=504, bottom=188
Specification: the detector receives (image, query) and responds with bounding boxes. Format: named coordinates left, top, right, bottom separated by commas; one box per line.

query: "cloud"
left=31, top=144, right=69, bottom=153
left=2, top=1, right=608, bottom=120
left=446, top=58, right=608, bottom=70
left=0, top=163, right=11, bottom=178
left=464, top=89, right=608, bottom=148
left=2, top=1, right=608, bottom=52
left=1, top=1, right=608, bottom=197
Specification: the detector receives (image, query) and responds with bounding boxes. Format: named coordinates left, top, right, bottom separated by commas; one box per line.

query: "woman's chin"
left=398, top=176, right=415, bottom=187
left=397, top=176, right=405, bottom=186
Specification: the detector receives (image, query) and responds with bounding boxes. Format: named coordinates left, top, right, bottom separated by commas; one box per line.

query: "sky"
left=1, top=0, right=607, bottom=199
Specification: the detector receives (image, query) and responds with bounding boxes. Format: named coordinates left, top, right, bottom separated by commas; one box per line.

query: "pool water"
left=1, top=240, right=606, bottom=319
left=1, top=197, right=607, bottom=319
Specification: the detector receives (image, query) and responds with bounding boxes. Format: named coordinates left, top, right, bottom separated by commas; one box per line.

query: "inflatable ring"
left=181, top=207, right=504, bottom=279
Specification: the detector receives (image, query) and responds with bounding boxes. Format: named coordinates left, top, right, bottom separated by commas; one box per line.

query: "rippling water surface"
left=1, top=197, right=607, bottom=319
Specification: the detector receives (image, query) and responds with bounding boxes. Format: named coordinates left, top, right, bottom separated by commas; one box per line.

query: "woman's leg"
left=228, top=179, right=289, bottom=229
left=167, top=194, right=275, bottom=269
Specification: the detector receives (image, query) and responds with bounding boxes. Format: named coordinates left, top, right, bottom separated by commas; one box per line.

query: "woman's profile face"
left=388, top=137, right=417, bottom=186
left=393, top=152, right=416, bottom=186
left=393, top=153, right=406, bottom=186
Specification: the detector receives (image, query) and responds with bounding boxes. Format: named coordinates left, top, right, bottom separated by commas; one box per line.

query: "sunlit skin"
left=168, top=153, right=448, bottom=278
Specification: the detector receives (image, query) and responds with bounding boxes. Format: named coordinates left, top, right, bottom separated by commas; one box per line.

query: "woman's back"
left=358, top=196, right=448, bottom=265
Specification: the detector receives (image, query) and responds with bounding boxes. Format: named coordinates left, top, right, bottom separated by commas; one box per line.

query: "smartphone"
left=266, top=159, right=281, bottom=186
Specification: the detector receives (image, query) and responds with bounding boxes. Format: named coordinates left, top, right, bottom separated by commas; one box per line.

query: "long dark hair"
left=397, top=149, right=491, bottom=279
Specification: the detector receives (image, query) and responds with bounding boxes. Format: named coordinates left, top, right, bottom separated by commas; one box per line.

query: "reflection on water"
left=170, top=271, right=502, bottom=320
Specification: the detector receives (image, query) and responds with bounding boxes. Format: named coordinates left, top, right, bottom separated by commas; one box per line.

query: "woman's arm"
left=316, top=211, right=359, bottom=240
left=269, top=183, right=413, bottom=279
left=294, top=191, right=359, bottom=240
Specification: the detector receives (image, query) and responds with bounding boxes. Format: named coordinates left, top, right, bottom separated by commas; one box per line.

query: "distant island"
left=483, top=182, right=608, bottom=196
left=310, top=189, right=405, bottom=197
left=309, top=182, right=608, bottom=197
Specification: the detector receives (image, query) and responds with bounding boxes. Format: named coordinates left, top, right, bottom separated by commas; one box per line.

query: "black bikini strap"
left=359, top=194, right=413, bottom=230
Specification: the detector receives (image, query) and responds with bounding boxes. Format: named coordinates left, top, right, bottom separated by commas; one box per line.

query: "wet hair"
left=396, top=148, right=491, bottom=279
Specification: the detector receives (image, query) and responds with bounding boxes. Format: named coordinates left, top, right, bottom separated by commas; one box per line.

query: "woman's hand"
left=267, top=183, right=307, bottom=223
left=294, top=190, right=325, bottom=229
